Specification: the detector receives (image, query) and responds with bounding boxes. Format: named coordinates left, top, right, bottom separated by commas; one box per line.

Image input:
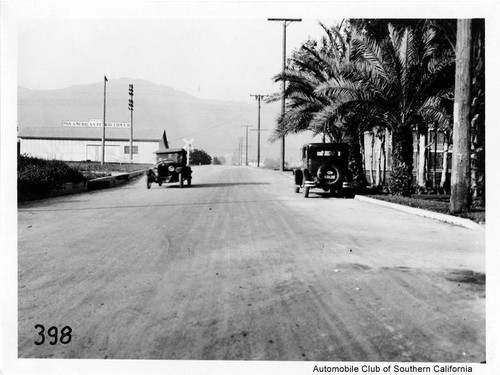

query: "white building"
left=18, top=126, right=162, bottom=164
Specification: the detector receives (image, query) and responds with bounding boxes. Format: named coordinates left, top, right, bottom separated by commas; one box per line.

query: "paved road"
left=18, top=165, right=485, bottom=361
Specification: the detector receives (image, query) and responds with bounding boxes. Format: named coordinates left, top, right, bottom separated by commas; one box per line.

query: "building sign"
left=62, top=120, right=130, bottom=128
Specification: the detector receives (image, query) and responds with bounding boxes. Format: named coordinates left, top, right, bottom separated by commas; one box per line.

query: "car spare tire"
left=317, top=163, right=342, bottom=186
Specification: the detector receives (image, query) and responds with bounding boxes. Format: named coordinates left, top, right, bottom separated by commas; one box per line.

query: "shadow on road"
left=187, top=182, right=271, bottom=188
left=18, top=198, right=296, bottom=212
left=147, top=182, right=271, bottom=189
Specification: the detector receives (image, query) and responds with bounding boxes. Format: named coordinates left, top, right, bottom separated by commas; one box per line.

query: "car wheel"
left=344, top=190, right=355, bottom=199
left=303, top=186, right=310, bottom=198
left=179, top=173, right=183, bottom=189
left=294, top=169, right=303, bottom=186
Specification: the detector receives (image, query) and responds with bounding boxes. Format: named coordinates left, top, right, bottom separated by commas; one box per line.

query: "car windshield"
left=157, top=153, right=182, bottom=163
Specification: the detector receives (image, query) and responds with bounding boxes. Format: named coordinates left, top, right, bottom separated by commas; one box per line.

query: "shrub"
left=190, top=149, right=212, bottom=165
left=388, top=164, right=413, bottom=196
left=18, top=154, right=86, bottom=193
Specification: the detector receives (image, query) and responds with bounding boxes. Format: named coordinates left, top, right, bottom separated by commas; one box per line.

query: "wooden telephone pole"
left=450, top=19, right=472, bottom=213
left=250, top=94, right=268, bottom=167
left=268, top=18, right=302, bottom=171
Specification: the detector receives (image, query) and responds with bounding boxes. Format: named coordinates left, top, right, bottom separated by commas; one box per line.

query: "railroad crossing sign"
left=183, top=138, right=194, bottom=165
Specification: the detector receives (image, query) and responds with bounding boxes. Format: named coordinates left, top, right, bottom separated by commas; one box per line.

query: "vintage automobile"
left=146, top=148, right=192, bottom=189
left=293, top=143, right=354, bottom=198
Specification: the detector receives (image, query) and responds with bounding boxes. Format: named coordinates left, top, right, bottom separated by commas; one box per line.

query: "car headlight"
left=168, top=165, right=175, bottom=172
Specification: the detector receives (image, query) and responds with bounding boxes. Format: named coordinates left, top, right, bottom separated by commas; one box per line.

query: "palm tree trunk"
left=440, top=132, right=449, bottom=192
left=381, top=130, right=387, bottom=185
left=450, top=19, right=472, bottom=213
left=389, top=123, right=414, bottom=196
left=433, top=127, right=438, bottom=189
left=345, top=126, right=367, bottom=187
left=359, top=131, right=367, bottom=184
left=369, top=131, right=375, bottom=186
left=375, top=129, right=382, bottom=186
left=417, top=132, right=427, bottom=188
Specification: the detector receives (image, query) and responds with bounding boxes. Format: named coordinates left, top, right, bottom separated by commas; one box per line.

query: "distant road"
left=18, top=165, right=485, bottom=360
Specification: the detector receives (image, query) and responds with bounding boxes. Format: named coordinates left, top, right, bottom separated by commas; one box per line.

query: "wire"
left=169, top=114, right=249, bottom=143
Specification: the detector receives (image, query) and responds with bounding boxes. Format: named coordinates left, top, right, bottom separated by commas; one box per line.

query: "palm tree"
left=268, top=23, right=369, bottom=186
left=318, top=21, right=454, bottom=196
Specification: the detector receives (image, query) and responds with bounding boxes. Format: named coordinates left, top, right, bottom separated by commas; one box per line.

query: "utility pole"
left=238, top=137, right=244, bottom=166
left=268, top=17, right=302, bottom=171
left=128, top=84, right=134, bottom=163
left=241, top=125, right=252, bottom=166
left=450, top=19, right=473, bottom=213
left=240, top=137, right=245, bottom=166
left=101, top=76, right=108, bottom=165
left=250, top=94, right=268, bottom=167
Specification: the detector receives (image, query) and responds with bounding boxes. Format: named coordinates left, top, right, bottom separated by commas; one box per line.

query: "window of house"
left=124, top=146, right=138, bottom=154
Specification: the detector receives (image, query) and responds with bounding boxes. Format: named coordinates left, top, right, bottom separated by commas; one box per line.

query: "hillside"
left=18, top=78, right=318, bottom=164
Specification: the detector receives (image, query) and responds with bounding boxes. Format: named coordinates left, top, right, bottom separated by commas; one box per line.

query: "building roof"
left=18, top=126, right=161, bottom=142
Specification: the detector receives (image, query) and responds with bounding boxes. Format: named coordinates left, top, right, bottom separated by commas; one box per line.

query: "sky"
left=17, top=17, right=338, bottom=103
left=13, top=0, right=495, bottom=104
left=7, top=0, right=496, bottom=104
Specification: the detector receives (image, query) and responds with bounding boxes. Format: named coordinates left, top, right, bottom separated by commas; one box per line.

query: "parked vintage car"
left=293, top=143, right=354, bottom=198
left=146, top=148, right=192, bottom=189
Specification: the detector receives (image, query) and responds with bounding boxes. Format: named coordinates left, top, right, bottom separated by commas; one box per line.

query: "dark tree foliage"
left=190, top=149, right=212, bottom=165
left=342, top=19, right=457, bottom=196
left=470, top=18, right=485, bottom=205
left=351, top=19, right=436, bottom=40
left=18, top=154, right=85, bottom=192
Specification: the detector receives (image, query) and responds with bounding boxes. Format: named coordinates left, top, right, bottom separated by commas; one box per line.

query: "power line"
left=169, top=114, right=247, bottom=143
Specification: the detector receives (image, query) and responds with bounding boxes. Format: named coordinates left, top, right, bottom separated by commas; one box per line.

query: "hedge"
left=18, top=154, right=86, bottom=193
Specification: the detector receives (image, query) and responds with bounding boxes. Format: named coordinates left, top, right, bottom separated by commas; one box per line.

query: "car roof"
left=305, top=143, right=348, bottom=148
left=154, top=148, right=186, bottom=154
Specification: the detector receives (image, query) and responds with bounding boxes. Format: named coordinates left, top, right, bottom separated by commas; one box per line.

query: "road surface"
left=18, top=165, right=485, bottom=361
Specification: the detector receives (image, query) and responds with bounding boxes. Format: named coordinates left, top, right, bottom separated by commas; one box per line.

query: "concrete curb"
left=278, top=170, right=484, bottom=232
left=355, top=195, right=484, bottom=232
left=19, top=169, right=148, bottom=201
left=87, top=169, right=147, bottom=191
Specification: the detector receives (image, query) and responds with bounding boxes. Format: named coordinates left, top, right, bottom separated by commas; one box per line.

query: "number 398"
left=34, top=325, right=72, bottom=345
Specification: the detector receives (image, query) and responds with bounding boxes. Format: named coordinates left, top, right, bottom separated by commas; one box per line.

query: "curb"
left=355, top=195, right=484, bottom=232
left=87, top=169, right=147, bottom=191
left=19, top=169, right=148, bottom=201
left=277, top=170, right=484, bottom=232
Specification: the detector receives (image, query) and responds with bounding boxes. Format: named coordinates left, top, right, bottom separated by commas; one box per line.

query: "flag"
left=160, top=130, right=169, bottom=149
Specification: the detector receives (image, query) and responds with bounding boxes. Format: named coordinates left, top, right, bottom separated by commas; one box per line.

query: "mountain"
left=18, top=78, right=317, bottom=163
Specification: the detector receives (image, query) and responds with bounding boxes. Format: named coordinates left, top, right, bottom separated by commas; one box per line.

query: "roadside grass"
left=362, top=192, right=485, bottom=224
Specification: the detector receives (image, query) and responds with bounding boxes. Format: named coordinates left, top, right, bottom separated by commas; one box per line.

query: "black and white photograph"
left=1, top=1, right=499, bottom=374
